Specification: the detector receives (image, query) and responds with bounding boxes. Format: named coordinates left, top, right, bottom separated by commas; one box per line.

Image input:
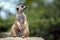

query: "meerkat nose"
left=25, top=6, right=27, bottom=9
left=26, top=6, right=27, bottom=8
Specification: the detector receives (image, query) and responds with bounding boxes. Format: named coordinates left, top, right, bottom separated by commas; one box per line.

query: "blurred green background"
left=0, top=0, right=60, bottom=40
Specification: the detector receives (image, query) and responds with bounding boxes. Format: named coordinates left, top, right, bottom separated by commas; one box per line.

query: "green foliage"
left=0, top=15, right=15, bottom=31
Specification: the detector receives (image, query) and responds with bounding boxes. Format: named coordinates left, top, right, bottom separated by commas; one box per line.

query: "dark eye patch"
left=16, top=8, right=19, bottom=11
left=21, top=5, right=24, bottom=8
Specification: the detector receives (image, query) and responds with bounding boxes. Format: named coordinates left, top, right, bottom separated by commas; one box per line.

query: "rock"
left=0, top=37, right=44, bottom=40
left=0, top=32, right=44, bottom=40
left=0, top=32, right=11, bottom=38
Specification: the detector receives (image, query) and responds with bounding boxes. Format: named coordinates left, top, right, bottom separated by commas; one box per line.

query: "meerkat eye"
left=21, top=5, right=24, bottom=8
left=16, top=8, right=19, bottom=11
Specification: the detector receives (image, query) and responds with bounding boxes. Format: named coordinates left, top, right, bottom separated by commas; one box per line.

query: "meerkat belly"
left=17, top=15, right=25, bottom=24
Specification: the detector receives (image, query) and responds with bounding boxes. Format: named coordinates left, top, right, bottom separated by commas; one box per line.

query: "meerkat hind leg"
left=11, top=24, right=17, bottom=37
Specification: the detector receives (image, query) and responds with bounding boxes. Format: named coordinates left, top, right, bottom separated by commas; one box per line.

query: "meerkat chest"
left=16, top=13, right=25, bottom=24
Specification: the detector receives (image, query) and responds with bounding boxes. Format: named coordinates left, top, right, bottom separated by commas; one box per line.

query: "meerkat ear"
left=16, top=7, right=19, bottom=11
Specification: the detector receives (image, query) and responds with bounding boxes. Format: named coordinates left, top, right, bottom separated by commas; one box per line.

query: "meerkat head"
left=16, top=5, right=27, bottom=13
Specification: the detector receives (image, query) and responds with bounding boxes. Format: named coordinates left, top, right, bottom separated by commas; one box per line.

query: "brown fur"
left=11, top=5, right=29, bottom=38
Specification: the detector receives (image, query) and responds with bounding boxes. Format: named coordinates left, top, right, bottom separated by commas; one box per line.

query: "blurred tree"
left=0, top=7, right=3, bottom=16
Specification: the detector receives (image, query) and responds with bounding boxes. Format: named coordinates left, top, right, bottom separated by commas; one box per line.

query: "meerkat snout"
left=16, top=5, right=27, bottom=12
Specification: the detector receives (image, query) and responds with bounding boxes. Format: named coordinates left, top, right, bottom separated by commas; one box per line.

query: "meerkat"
left=11, top=5, right=29, bottom=38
